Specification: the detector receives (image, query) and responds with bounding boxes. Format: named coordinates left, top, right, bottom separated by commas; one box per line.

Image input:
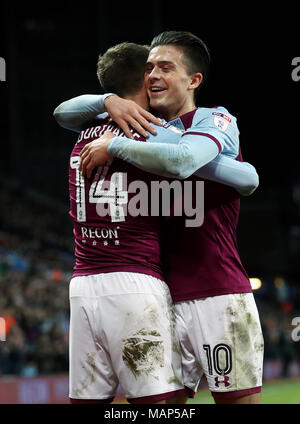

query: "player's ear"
left=189, top=73, right=203, bottom=91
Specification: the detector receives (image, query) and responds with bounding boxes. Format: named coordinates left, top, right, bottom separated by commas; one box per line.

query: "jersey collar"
left=168, top=109, right=197, bottom=131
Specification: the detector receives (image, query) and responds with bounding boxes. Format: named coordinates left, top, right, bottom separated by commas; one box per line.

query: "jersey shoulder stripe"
left=183, top=131, right=222, bottom=153
left=187, top=107, right=240, bottom=157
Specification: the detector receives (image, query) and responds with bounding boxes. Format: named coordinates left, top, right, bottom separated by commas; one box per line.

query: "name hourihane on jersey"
left=70, top=117, right=163, bottom=279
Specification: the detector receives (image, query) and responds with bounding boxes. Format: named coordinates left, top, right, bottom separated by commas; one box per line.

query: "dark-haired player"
left=56, top=31, right=264, bottom=404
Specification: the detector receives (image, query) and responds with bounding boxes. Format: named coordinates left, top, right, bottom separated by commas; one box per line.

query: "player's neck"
left=160, top=99, right=197, bottom=122
left=124, top=89, right=150, bottom=111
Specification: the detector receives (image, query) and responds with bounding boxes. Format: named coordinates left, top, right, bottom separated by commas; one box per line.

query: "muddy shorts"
left=69, top=272, right=184, bottom=402
left=174, top=293, right=264, bottom=400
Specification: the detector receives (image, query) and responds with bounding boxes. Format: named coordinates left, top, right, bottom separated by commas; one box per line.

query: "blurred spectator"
left=0, top=323, right=26, bottom=374
left=278, top=317, right=295, bottom=378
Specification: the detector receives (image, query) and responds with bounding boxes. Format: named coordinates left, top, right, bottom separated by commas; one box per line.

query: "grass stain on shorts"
left=122, top=329, right=164, bottom=378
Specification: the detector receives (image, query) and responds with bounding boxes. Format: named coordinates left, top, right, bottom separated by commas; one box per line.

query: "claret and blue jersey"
left=169, top=106, right=240, bottom=158
left=158, top=107, right=252, bottom=302
left=63, top=97, right=253, bottom=303
left=69, top=115, right=165, bottom=281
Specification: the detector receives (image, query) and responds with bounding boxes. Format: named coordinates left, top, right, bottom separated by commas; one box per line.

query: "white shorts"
left=69, top=272, right=184, bottom=402
left=174, top=293, right=264, bottom=399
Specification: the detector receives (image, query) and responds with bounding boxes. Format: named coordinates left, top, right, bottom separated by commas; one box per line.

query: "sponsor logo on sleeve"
left=212, top=112, right=231, bottom=132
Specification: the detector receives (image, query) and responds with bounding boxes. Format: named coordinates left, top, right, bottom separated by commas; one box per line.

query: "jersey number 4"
left=70, top=156, right=128, bottom=223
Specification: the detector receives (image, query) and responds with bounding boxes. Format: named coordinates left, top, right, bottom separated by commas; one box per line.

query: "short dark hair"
left=150, top=31, right=210, bottom=96
left=97, top=42, right=150, bottom=97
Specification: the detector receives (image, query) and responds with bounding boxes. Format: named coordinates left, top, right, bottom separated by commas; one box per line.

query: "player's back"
left=69, top=114, right=164, bottom=280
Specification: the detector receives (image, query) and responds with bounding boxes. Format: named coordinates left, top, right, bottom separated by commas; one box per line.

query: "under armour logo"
left=215, top=376, right=230, bottom=387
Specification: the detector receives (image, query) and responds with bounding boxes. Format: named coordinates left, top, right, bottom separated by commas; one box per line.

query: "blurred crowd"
left=258, top=297, right=300, bottom=379
left=0, top=181, right=300, bottom=380
left=0, top=181, right=73, bottom=376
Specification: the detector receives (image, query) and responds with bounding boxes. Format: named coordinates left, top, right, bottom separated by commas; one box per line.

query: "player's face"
left=145, top=45, right=198, bottom=122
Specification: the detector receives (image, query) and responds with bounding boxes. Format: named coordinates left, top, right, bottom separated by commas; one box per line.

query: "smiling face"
left=145, top=45, right=202, bottom=122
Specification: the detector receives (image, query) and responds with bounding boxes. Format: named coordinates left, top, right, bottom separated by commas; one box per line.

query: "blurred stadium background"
left=0, top=2, right=300, bottom=404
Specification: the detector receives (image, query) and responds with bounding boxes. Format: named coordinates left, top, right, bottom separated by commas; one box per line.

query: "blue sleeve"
left=108, top=114, right=258, bottom=191
left=53, top=93, right=115, bottom=132
left=108, top=130, right=219, bottom=179
left=185, top=107, right=240, bottom=158
left=194, top=156, right=259, bottom=196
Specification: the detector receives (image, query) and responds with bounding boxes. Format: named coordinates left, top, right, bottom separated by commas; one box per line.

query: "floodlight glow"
left=250, top=278, right=262, bottom=290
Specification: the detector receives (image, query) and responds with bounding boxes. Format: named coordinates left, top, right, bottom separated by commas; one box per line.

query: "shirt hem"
left=172, top=287, right=252, bottom=303
left=72, top=266, right=165, bottom=282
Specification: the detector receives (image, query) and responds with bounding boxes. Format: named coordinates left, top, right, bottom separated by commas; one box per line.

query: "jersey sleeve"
left=53, top=93, right=114, bottom=132
left=194, top=156, right=259, bottom=196
left=108, top=130, right=219, bottom=180
left=107, top=111, right=258, bottom=191
left=184, top=107, right=240, bottom=158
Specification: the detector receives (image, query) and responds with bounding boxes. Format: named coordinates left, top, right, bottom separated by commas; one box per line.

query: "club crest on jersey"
left=212, top=112, right=231, bottom=132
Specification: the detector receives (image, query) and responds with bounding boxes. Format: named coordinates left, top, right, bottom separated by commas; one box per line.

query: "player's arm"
left=79, top=107, right=259, bottom=195
left=107, top=135, right=259, bottom=195
left=194, top=156, right=259, bottom=196
left=80, top=132, right=259, bottom=196
left=104, top=106, right=242, bottom=180
left=78, top=129, right=219, bottom=180
left=53, top=94, right=113, bottom=132
left=53, top=94, right=162, bottom=138
left=107, top=132, right=219, bottom=179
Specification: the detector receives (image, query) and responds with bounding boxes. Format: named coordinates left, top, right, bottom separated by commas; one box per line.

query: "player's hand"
left=79, top=131, right=115, bottom=178
left=104, top=95, right=162, bottom=139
